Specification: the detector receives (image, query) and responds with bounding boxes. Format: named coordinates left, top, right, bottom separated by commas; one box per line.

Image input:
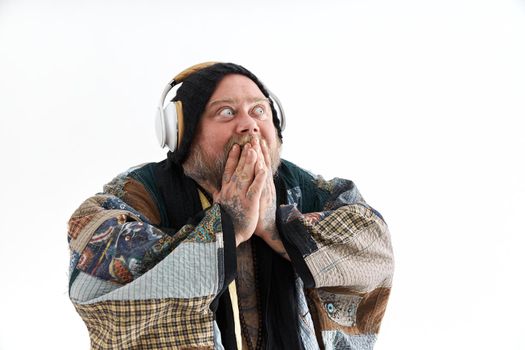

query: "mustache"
left=223, top=135, right=266, bottom=154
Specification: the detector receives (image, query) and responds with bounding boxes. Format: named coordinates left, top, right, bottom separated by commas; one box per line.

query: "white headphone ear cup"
left=163, top=102, right=179, bottom=152
left=155, top=107, right=166, bottom=148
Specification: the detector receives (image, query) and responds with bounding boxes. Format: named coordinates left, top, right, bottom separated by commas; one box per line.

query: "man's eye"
left=219, top=108, right=234, bottom=117
left=252, top=105, right=265, bottom=117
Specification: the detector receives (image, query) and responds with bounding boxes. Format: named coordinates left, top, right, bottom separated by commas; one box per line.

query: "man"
left=67, top=62, right=394, bottom=350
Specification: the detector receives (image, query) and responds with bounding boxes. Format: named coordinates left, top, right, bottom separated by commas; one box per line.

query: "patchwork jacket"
left=67, top=159, right=394, bottom=349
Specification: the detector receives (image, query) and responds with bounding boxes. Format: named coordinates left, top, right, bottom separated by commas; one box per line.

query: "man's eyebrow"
left=207, top=97, right=270, bottom=107
left=207, top=98, right=235, bottom=107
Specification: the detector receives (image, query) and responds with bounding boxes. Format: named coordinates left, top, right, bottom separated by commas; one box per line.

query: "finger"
left=261, top=139, right=272, bottom=169
left=240, top=148, right=257, bottom=184
left=256, top=157, right=264, bottom=171
left=222, top=144, right=241, bottom=183
left=235, top=143, right=251, bottom=174
left=246, top=166, right=267, bottom=201
left=270, top=177, right=276, bottom=194
left=232, top=146, right=257, bottom=192
left=267, top=177, right=276, bottom=198
left=252, top=137, right=265, bottom=167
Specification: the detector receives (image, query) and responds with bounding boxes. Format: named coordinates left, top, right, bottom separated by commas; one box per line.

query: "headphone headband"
left=173, top=61, right=218, bottom=84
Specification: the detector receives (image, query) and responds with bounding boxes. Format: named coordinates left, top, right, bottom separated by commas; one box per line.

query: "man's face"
left=183, top=74, right=281, bottom=190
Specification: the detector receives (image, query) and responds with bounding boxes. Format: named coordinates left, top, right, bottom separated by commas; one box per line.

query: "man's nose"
left=235, top=110, right=259, bottom=135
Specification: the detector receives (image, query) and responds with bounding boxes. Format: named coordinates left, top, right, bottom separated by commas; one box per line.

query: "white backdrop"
left=1, top=0, right=524, bottom=349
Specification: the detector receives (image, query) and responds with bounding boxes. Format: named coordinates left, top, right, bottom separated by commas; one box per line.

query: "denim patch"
left=287, top=186, right=303, bottom=208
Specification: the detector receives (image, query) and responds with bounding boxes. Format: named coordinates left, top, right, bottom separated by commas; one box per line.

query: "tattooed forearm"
left=269, top=226, right=280, bottom=240
left=263, top=202, right=276, bottom=234
left=259, top=228, right=291, bottom=261
left=270, top=232, right=290, bottom=260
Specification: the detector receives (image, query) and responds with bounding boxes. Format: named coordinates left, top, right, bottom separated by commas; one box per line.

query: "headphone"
left=155, top=62, right=286, bottom=152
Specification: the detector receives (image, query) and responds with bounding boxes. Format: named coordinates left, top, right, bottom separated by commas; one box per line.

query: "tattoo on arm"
left=263, top=198, right=277, bottom=236
left=264, top=226, right=291, bottom=260
left=222, top=195, right=248, bottom=231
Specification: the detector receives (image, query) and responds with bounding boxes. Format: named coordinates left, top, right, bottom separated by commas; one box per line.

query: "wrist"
left=235, top=235, right=243, bottom=247
left=235, top=231, right=249, bottom=247
left=255, top=223, right=277, bottom=242
left=255, top=225, right=290, bottom=261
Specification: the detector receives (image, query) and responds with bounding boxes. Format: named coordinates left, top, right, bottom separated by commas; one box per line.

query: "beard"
left=183, top=134, right=282, bottom=192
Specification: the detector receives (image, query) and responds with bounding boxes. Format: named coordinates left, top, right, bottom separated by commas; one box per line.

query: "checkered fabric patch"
left=73, top=195, right=109, bottom=217
left=307, top=205, right=375, bottom=246
left=68, top=214, right=97, bottom=240
left=75, top=297, right=214, bottom=349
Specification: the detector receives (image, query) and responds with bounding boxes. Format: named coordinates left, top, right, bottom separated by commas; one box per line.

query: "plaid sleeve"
left=278, top=176, right=394, bottom=289
left=277, top=176, right=394, bottom=344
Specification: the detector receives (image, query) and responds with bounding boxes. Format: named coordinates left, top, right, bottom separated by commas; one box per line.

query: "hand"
left=252, top=138, right=290, bottom=261
left=252, top=138, right=277, bottom=239
left=214, top=143, right=267, bottom=246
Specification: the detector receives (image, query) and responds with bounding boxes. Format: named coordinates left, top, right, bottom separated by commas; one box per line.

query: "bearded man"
left=67, top=62, right=394, bottom=350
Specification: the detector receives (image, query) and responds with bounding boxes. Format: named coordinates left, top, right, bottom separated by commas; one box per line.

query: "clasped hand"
left=212, top=138, right=277, bottom=247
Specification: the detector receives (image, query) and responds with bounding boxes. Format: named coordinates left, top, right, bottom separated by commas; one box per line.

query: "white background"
left=1, top=0, right=524, bottom=349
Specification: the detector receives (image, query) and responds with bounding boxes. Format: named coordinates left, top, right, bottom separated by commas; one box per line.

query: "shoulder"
left=101, top=161, right=170, bottom=226
left=277, top=159, right=317, bottom=186
left=277, top=159, right=331, bottom=212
